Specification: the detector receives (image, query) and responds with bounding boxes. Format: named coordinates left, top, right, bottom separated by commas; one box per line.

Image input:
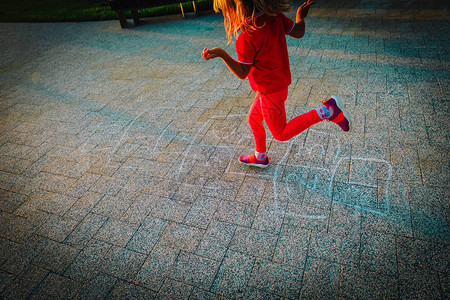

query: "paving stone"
left=196, top=220, right=236, bottom=261
left=300, top=257, right=342, bottom=299
left=359, top=230, right=398, bottom=276
left=98, top=246, right=146, bottom=281
left=309, top=231, right=360, bottom=266
left=211, top=250, right=255, bottom=298
left=0, top=211, right=35, bottom=243
left=120, top=192, right=158, bottom=225
left=360, top=180, right=413, bottom=236
left=390, top=147, right=423, bottom=183
left=40, top=173, right=78, bottom=194
left=38, top=193, right=78, bottom=216
left=94, top=219, right=139, bottom=247
left=273, top=225, right=310, bottom=268
left=172, top=177, right=208, bottom=203
left=63, top=213, right=107, bottom=248
left=157, top=278, right=194, bottom=299
left=0, top=265, right=49, bottom=299
left=0, top=234, right=50, bottom=276
left=171, top=252, right=221, bottom=290
left=91, top=193, right=133, bottom=219
left=90, top=176, right=128, bottom=196
left=126, top=216, right=168, bottom=254
left=328, top=204, right=363, bottom=237
left=64, top=239, right=112, bottom=281
left=42, top=158, right=80, bottom=177
left=396, top=235, right=449, bottom=276
left=189, top=287, right=228, bottom=300
left=0, top=142, right=34, bottom=159
left=0, top=173, right=32, bottom=195
left=239, top=287, right=282, bottom=300
left=142, top=177, right=180, bottom=199
left=214, top=200, right=257, bottom=228
left=201, top=177, right=243, bottom=201
left=32, top=239, right=80, bottom=274
left=134, top=246, right=180, bottom=292
left=248, top=258, right=303, bottom=298
left=29, top=272, right=82, bottom=300
left=184, top=196, right=220, bottom=229
left=65, top=173, right=101, bottom=198
left=157, top=222, right=205, bottom=252
left=398, top=269, right=443, bottom=299
left=252, top=196, right=285, bottom=234
left=74, top=272, right=118, bottom=300
left=339, top=266, right=399, bottom=299
left=0, top=270, right=15, bottom=295
left=0, top=237, right=19, bottom=267
left=408, top=185, right=450, bottom=243
left=229, top=227, right=278, bottom=260
left=0, top=191, right=28, bottom=213
left=37, top=214, right=79, bottom=242
left=151, top=197, right=192, bottom=223
left=108, top=279, right=156, bottom=299
left=64, top=191, right=104, bottom=221
left=234, top=177, right=267, bottom=206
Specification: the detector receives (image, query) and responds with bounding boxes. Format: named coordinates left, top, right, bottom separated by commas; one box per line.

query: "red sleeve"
left=279, top=13, right=295, bottom=35
left=235, top=31, right=255, bottom=65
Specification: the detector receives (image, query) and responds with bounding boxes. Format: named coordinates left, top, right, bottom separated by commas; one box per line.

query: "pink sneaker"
left=322, top=95, right=352, bottom=132
left=239, top=153, right=270, bottom=168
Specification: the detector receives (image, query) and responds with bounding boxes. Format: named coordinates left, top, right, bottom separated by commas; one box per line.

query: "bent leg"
left=261, top=89, right=322, bottom=141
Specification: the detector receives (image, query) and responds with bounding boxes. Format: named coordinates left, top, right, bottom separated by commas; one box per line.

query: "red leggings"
left=248, top=88, right=322, bottom=153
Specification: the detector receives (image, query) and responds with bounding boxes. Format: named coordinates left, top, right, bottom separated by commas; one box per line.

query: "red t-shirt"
left=236, top=12, right=295, bottom=95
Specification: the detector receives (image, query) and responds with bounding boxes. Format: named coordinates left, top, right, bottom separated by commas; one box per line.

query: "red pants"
left=248, top=88, right=322, bottom=153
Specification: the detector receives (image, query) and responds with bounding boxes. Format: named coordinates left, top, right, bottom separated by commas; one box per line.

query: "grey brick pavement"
left=0, top=0, right=449, bottom=298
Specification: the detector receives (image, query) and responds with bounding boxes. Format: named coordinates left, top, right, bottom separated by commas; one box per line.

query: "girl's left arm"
left=202, top=47, right=251, bottom=80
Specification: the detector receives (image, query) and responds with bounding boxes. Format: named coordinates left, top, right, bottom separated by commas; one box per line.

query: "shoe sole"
left=239, top=161, right=270, bottom=168
left=331, top=95, right=352, bottom=131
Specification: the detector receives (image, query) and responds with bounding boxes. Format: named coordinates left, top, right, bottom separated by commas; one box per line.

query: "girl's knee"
left=272, top=133, right=289, bottom=141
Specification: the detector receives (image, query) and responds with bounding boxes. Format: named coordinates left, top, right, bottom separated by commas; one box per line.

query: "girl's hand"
left=202, top=47, right=251, bottom=79
left=202, top=47, right=224, bottom=60
left=297, top=0, right=315, bottom=19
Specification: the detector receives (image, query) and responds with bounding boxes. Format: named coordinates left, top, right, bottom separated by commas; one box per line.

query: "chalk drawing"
left=80, top=107, right=182, bottom=167
left=78, top=110, right=393, bottom=220
left=270, top=129, right=393, bottom=219
left=178, top=114, right=247, bottom=179
left=328, top=157, right=392, bottom=216
left=174, top=114, right=393, bottom=220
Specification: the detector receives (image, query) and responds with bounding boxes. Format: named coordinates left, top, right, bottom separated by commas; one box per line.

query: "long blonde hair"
left=214, top=0, right=291, bottom=42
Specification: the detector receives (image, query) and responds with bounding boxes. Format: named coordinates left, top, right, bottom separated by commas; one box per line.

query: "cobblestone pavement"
left=0, top=0, right=449, bottom=298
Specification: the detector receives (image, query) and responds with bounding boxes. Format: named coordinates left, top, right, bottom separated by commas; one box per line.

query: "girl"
left=202, top=0, right=351, bottom=168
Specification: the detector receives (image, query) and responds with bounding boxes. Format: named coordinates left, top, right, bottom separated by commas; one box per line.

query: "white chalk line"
left=78, top=111, right=393, bottom=220
left=175, top=115, right=392, bottom=220
left=328, top=157, right=393, bottom=216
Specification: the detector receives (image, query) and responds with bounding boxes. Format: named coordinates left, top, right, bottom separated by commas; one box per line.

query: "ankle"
left=316, top=105, right=334, bottom=120
left=255, top=151, right=267, bottom=161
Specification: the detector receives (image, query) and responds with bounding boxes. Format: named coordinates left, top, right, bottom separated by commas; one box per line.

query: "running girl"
left=202, top=0, right=351, bottom=167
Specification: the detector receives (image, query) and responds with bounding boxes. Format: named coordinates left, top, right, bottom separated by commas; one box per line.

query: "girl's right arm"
left=289, top=0, right=315, bottom=39
left=202, top=47, right=251, bottom=80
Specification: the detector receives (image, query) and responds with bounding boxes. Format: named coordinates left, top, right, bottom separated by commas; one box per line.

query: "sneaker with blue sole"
left=239, top=153, right=270, bottom=168
left=322, top=95, right=352, bottom=132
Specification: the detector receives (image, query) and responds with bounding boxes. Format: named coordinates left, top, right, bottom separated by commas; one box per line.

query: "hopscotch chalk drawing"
left=272, top=133, right=392, bottom=219
left=80, top=110, right=392, bottom=219
left=180, top=114, right=393, bottom=219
